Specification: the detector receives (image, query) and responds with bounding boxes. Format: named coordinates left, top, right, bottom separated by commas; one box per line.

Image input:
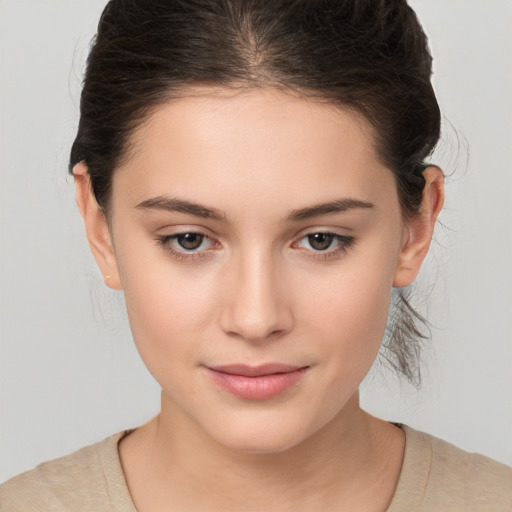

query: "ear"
left=393, top=166, right=445, bottom=287
left=73, top=163, right=122, bottom=290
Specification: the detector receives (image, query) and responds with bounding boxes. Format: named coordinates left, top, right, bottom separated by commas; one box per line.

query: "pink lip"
left=205, top=364, right=309, bottom=400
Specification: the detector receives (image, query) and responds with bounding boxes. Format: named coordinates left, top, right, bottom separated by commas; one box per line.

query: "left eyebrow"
left=287, top=199, right=374, bottom=222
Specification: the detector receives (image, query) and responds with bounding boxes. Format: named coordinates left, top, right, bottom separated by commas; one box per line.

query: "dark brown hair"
left=70, top=0, right=441, bottom=385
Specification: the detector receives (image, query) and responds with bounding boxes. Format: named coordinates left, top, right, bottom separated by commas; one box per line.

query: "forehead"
left=113, top=88, right=397, bottom=216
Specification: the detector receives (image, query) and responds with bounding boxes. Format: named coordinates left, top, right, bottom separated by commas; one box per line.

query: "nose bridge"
left=221, top=245, right=292, bottom=342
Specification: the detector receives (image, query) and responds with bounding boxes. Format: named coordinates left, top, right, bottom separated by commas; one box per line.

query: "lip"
left=205, top=364, right=309, bottom=400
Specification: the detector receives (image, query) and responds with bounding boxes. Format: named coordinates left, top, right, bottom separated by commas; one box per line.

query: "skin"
left=74, top=88, right=444, bottom=511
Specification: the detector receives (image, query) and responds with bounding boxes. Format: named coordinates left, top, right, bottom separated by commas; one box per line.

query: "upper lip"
left=207, top=364, right=307, bottom=377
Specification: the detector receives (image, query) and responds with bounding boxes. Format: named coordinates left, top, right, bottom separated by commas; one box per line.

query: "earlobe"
left=393, top=166, right=445, bottom=287
left=73, top=163, right=122, bottom=290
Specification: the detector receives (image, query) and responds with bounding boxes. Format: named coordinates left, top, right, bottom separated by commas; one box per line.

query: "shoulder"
left=0, top=432, right=136, bottom=512
left=426, top=429, right=512, bottom=503
left=389, top=425, right=512, bottom=512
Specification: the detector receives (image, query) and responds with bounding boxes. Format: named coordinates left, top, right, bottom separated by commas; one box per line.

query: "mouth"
left=204, top=364, right=309, bottom=400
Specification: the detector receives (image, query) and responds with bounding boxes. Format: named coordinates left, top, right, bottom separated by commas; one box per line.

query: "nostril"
left=226, top=327, right=283, bottom=343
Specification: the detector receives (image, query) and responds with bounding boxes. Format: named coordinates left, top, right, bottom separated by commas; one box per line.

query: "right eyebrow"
left=135, top=196, right=227, bottom=221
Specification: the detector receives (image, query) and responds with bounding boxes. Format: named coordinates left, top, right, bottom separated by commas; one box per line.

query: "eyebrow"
left=135, top=196, right=374, bottom=222
left=136, top=196, right=226, bottom=221
left=287, top=198, right=374, bottom=221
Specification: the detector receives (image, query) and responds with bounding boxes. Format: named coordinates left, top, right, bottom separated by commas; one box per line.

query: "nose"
left=219, top=250, right=294, bottom=343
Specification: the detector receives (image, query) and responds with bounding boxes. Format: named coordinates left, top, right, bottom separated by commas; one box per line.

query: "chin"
left=216, top=430, right=308, bottom=455
left=202, top=408, right=325, bottom=455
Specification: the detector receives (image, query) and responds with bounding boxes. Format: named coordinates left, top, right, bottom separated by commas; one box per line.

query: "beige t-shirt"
left=1, top=425, right=511, bottom=511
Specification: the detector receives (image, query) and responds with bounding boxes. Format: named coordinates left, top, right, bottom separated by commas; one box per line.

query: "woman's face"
left=94, top=89, right=420, bottom=452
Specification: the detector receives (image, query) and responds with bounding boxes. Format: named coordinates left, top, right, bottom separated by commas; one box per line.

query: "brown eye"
left=156, top=232, right=217, bottom=261
left=293, top=232, right=355, bottom=259
left=307, top=233, right=334, bottom=251
left=176, top=233, right=205, bottom=250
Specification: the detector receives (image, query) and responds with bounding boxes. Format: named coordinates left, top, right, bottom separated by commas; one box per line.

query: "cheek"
left=311, top=278, right=391, bottom=355
left=114, top=244, right=218, bottom=380
left=298, top=251, right=396, bottom=379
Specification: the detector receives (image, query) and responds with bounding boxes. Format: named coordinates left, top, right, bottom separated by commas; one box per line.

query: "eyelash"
left=292, top=233, right=356, bottom=260
left=155, top=231, right=356, bottom=262
left=156, top=232, right=215, bottom=262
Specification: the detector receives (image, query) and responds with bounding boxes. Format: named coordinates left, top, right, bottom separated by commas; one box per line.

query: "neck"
left=119, top=392, right=405, bottom=512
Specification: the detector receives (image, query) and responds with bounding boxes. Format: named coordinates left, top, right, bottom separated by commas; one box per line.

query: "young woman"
left=1, top=1, right=511, bottom=510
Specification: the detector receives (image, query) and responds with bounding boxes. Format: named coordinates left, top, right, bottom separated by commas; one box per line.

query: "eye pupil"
left=177, top=233, right=203, bottom=250
left=308, top=233, right=334, bottom=251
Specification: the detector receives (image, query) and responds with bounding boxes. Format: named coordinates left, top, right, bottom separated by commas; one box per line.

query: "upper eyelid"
left=292, top=228, right=354, bottom=242
left=156, top=224, right=214, bottom=234
left=293, top=225, right=355, bottom=237
left=293, top=232, right=354, bottom=246
left=155, top=226, right=219, bottom=244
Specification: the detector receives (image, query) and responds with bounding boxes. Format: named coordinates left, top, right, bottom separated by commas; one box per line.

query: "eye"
left=175, top=233, right=207, bottom=251
left=156, top=232, right=217, bottom=260
left=305, top=233, right=336, bottom=251
left=293, top=232, right=355, bottom=258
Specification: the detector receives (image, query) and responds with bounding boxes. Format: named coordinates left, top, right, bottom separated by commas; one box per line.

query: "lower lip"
left=206, top=367, right=308, bottom=400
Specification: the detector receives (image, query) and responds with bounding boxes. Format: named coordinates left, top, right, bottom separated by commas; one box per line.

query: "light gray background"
left=1, top=0, right=511, bottom=483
